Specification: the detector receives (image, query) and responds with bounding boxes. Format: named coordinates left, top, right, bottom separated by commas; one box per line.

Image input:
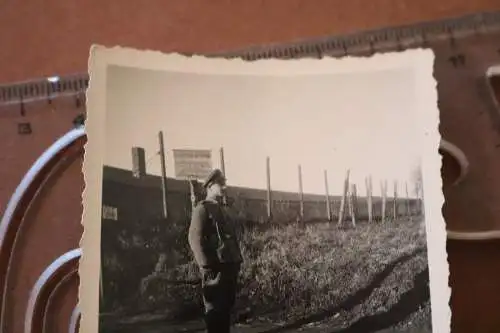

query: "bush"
left=105, top=215, right=429, bottom=326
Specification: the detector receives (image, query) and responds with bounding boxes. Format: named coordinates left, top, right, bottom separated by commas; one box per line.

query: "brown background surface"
left=2, top=1, right=500, bottom=333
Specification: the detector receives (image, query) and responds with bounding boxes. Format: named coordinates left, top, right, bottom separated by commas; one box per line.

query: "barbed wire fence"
left=132, top=131, right=424, bottom=227
left=179, top=146, right=424, bottom=227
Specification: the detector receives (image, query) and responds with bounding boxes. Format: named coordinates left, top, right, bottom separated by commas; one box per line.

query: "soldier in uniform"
left=188, top=169, right=243, bottom=333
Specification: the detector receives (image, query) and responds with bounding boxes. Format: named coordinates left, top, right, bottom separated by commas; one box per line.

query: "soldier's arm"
left=188, top=204, right=211, bottom=268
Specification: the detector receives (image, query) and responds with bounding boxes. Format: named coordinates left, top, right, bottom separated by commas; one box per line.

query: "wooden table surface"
left=2, top=1, right=500, bottom=333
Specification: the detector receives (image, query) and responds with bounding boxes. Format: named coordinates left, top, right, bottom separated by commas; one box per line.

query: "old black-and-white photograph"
left=81, top=48, right=448, bottom=333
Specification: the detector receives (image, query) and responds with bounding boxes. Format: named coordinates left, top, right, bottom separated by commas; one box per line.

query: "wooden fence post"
left=266, top=156, right=272, bottom=221
left=365, top=175, right=373, bottom=223
left=298, top=164, right=304, bottom=222
left=405, top=182, right=412, bottom=221
left=393, top=180, right=398, bottom=221
left=419, top=180, right=425, bottom=217
left=381, top=180, right=387, bottom=223
left=324, top=170, right=332, bottom=221
left=352, top=183, right=358, bottom=218
left=337, top=169, right=350, bottom=226
left=348, top=183, right=357, bottom=227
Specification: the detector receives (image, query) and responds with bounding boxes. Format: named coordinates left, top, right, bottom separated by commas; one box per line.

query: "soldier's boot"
left=205, top=309, right=230, bottom=333
left=219, top=311, right=232, bottom=333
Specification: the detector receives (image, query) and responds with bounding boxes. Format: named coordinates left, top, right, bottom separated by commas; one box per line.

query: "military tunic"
left=188, top=199, right=243, bottom=333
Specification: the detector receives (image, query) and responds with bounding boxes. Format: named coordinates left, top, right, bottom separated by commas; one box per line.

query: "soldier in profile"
left=188, top=169, right=243, bottom=333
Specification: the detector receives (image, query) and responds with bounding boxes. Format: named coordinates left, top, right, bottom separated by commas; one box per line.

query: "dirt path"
left=102, top=320, right=302, bottom=333
left=104, top=320, right=344, bottom=333
left=105, top=320, right=427, bottom=333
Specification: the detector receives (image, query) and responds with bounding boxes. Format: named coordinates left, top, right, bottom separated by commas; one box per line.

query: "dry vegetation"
left=101, top=216, right=431, bottom=332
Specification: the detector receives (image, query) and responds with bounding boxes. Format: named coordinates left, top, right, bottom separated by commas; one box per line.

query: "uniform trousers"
left=201, top=263, right=241, bottom=333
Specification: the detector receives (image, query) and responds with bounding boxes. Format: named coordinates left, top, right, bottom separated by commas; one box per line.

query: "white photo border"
left=80, top=46, right=448, bottom=332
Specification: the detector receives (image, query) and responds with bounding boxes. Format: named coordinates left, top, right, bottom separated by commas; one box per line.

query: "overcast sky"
left=104, top=65, right=421, bottom=196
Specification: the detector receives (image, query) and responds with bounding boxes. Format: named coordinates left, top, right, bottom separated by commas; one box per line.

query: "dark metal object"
left=17, top=122, right=32, bottom=135
left=449, top=54, right=466, bottom=67
left=72, top=113, right=86, bottom=127
left=75, top=95, right=82, bottom=108
left=20, top=100, right=25, bottom=116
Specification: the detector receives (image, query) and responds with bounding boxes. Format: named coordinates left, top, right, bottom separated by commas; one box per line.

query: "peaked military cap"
left=203, top=168, right=226, bottom=188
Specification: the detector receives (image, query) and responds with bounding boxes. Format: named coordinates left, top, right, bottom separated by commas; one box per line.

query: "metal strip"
left=24, top=250, right=81, bottom=333
left=439, top=140, right=470, bottom=186
left=41, top=269, right=78, bottom=333
left=1, top=10, right=500, bottom=105
left=0, top=127, right=86, bottom=331
left=212, top=11, right=500, bottom=59
left=68, top=306, right=80, bottom=333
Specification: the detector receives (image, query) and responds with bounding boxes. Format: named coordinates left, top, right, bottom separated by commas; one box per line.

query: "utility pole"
left=158, top=131, right=168, bottom=219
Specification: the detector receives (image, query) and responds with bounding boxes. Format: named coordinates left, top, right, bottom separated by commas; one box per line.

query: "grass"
left=109, top=215, right=430, bottom=332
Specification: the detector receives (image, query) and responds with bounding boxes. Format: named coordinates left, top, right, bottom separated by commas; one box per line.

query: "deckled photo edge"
left=415, top=49, right=451, bottom=331
left=80, top=44, right=435, bottom=76
left=79, top=45, right=448, bottom=333
left=79, top=44, right=108, bottom=333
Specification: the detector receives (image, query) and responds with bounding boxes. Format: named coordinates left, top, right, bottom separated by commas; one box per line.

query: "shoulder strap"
left=200, top=200, right=223, bottom=242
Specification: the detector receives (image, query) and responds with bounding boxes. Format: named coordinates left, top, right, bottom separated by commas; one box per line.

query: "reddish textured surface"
left=43, top=274, right=79, bottom=333
left=0, top=97, right=84, bottom=217
left=2, top=1, right=500, bottom=333
left=0, top=1, right=500, bottom=82
left=448, top=240, right=500, bottom=333
left=1, top=143, right=83, bottom=333
left=433, top=34, right=500, bottom=232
